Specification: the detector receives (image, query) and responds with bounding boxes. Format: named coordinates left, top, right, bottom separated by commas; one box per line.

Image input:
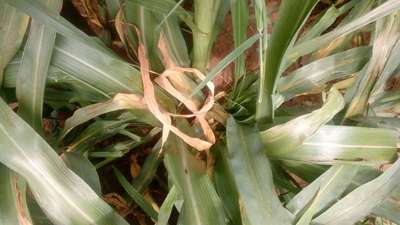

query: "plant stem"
left=192, top=0, right=221, bottom=72
left=253, top=0, right=272, bottom=128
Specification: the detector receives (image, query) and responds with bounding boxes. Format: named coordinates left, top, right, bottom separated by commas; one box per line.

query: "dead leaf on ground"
left=130, top=153, right=141, bottom=178
left=103, top=193, right=131, bottom=217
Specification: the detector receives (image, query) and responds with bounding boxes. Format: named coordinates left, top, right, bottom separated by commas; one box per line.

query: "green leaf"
left=4, top=34, right=148, bottom=101
left=226, top=117, right=293, bottom=225
left=0, top=2, right=29, bottom=86
left=256, top=0, right=318, bottom=126
left=273, top=125, right=398, bottom=165
left=163, top=120, right=227, bottom=225
left=3, top=0, right=111, bottom=54
left=53, top=35, right=144, bottom=95
left=126, top=0, right=197, bottom=32
left=16, top=0, right=62, bottom=133
left=191, top=34, right=260, bottom=95
left=297, top=1, right=356, bottom=43
left=132, top=140, right=162, bottom=192
left=162, top=16, right=190, bottom=67
left=0, top=98, right=128, bottom=225
left=251, top=0, right=267, bottom=113
left=105, top=0, right=121, bottom=19
left=213, top=143, right=242, bottom=225
left=125, top=1, right=163, bottom=71
left=192, top=0, right=222, bottom=72
left=65, top=120, right=129, bottom=153
left=373, top=187, right=400, bottom=224
left=113, top=167, right=158, bottom=221
left=313, top=158, right=400, bottom=225
left=62, top=152, right=102, bottom=195
left=288, top=165, right=359, bottom=223
left=260, top=88, right=344, bottom=157
left=156, top=186, right=178, bottom=225
left=4, top=55, right=110, bottom=103
left=231, top=0, right=249, bottom=82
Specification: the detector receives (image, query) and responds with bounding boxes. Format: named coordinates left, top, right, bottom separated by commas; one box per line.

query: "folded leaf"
left=260, top=88, right=344, bottom=157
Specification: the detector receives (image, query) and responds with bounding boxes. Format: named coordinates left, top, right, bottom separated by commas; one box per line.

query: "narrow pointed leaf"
left=191, top=34, right=259, bottom=95
left=256, top=0, right=318, bottom=125
left=62, top=152, right=102, bottom=195
left=298, top=1, right=356, bottom=43
left=231, top=0, right=249, bottom=81
left=288, top=0, right=400, bottom=61
left=16, top=0, right=62, bottom=132
left=288, top=165, right=358, bottom=220
left=156, top=186, right=178, bottom=225
left=126, top=0, right=196, bottom=31
left=113, top=167, right=158, bottom=221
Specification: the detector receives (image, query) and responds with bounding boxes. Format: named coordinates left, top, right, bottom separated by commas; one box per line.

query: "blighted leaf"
left=314, top=158, right=400, bottom=225
left=260, top=88, right=344, bottom=157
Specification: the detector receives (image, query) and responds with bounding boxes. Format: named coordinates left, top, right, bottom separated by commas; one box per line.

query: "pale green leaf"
left=16, top=0, right=62, bottom=132
left=226, top=117, right=293, bottom=225
left=0, top=2, right=29, bottom=85
left=0, top=98, right=128, bottom=225
left=260, top=88, right=344, bottom=157
left=313, top=158, right=400, bottom=225
left=163, top=120, right=227, bottom=225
